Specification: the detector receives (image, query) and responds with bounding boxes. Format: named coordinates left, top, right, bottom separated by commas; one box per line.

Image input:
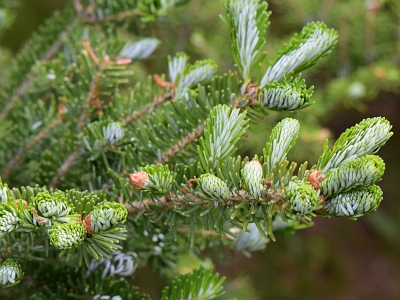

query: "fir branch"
left=0, top=21, right=76, bottom=123
left=258, top=77, right=314, bottom=111
left=3, top=118, right=62, bottom=181
left=125, top=189, right=277, bottom=216
left=119, top=38, right=160, bottom=60
left=317, top=117, right=392, bottom=173
left=78, top=48, right=111, bottom=127
left=49, top=53, right=110, bottom=189
left=264, top=118, right=300, bottom=174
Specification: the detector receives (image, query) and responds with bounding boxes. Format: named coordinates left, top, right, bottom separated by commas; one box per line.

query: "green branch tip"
left=0, top=203, right=19, bottom=239
left=260, top=21, right=338, bottom=87
left=199, top=174, right=229, bottom=201
left=325, top=185, right=383, bottom=219
left=241, top=160, right=264, bottom=199
left=0, top=259, right=23, bottom=288
left=223, top=0, right=270, bottom=80
left=49, top=222, right=87, bottom=250
left=318, top=117, right=393, bottom=173
left=161, top=267, right=226, bottom=300
left=264, top=118, right=300, bottom=173
left=320, top=155, right=385, bottom=197
left=140, top=164, right=176, bottom=195
left=198, top=104, right=249, bottom=172
left=258, top=77, right=314, bottom=111
left=285, top=179, right=322, bottom=216
left=34, top=191, right=78, bottom=225
left=90, top=202, right=128, bottom=233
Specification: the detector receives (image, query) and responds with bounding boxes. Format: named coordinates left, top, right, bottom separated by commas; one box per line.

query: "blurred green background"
left=1, top=0, right=399, bottom=299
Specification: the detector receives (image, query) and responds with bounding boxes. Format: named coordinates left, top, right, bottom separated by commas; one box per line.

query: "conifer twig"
left=122, top=95, right=171, bottom=124
left=4, top=118, right=62, bottom=180
left=50, top=49, right=110, bottom=189
left=81, top=9, right=141, bottom=25
left=0, top=22, right=76, bottom=123
left=159, top=121, right=206, bottom=164
left=124, top=189, right=286, bottom=216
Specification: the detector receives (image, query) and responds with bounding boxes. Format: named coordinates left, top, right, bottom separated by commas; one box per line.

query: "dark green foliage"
left=0, top=0, right=395, bottom=298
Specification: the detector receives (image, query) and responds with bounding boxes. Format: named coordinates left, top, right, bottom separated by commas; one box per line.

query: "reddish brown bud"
left=83, top=213, right=92, bottom=235
left=308, top=170, right=324, bottom=190
left=129, top=171, right=149, bottom=190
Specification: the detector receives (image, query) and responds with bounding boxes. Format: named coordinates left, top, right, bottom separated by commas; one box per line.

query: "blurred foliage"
left=0, top=0, right=399, bottom=299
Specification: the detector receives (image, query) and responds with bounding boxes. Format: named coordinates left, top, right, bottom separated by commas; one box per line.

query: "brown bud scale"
left=129, top=171, right=149, bottom=190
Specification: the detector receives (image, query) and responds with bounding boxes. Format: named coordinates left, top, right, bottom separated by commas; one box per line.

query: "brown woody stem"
left=122, top=95, right=171, bottom=125
left=159, top=121, right=206, bottom=164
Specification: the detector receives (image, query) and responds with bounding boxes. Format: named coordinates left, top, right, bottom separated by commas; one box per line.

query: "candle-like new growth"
left=260, top=22, right=338, bottom=87
left=222, top=0, right=270, bottom=80
left=320, top=155, right=385, bottom=197
left=318, top=117, right=392, bottom=173
left=241, top=160, right=264, bottom=199
left=0, top=203, right=19, bottom=238
left=140, top=164, right=176, bottom=195
left=169, top=58, right=218, bottom=98
left=0, top=259, right=23, bottom=288
left=90, top=202, right=128, bottom=233
left=86, top=251, right=138, bottom=279
left=234, top=223, right=269, bottom=254
left=119, top=38, right=160, bottom=60
left=198, top=105, right=249, bottom=172
left=285, top=179, right=322, bottom=216
left=325, top=185, right=383, bottom=218
left=49, top=222, right=87, bottom=250
left=161, top=267, right=226, bottom=300
left=168, top=52, right=188, bottom=84
left=34, top=191, right=78, bottom=224
left=178, top=59, right=218, bottom=90
left=264, top=118, right=300, bottom=174
left=259, top=77, right=314, bottom=111
left=199, top=174, right=229, bottom=201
